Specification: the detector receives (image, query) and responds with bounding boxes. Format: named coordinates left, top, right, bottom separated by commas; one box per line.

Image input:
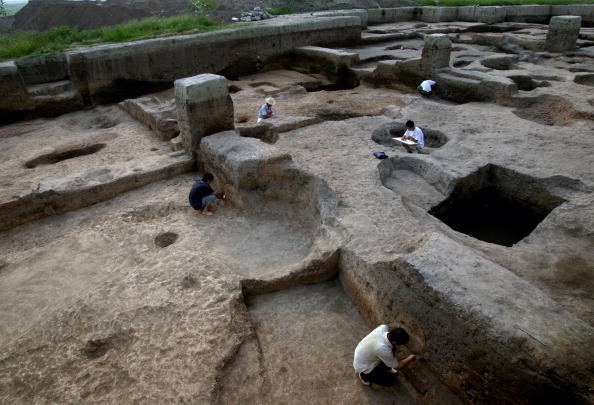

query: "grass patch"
left=417, top=0, right=593, bottom=5
left=0, top=14, right=229, bottom=61
left=266, top=7, right=292, bottom=15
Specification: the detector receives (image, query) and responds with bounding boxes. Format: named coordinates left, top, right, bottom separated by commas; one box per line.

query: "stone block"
left=503, top=5, right=552, bottom=24
left=0, top=61, right=33, bottom=112
left=119, top=94, right=179, bottom=140
left=174, top=74, right=234, bottom=153
left=236, top=122, right=279, bottom=144
left=14, top=53, right=69, bottom=85
left=312, top=9, right=368, bottom=28
left=419, top=7, right=457, bottom=23
left=421, top=34, right=452, bottom=76
left=294, top=46, right=360, bottom=67
left=367, top=7, right=415, bottom=24
left=546, top=16, right=582, bottom=52
left=457, top=6, right=505, bottom=24
left=551, top=5, right=594, bottom=25
left=436, top=67, right=517, bottom=103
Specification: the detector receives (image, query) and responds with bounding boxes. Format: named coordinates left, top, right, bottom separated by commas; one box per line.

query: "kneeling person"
left=189, top=173, right=225, bottom=216
left=353, top=325, right=418, bottom=387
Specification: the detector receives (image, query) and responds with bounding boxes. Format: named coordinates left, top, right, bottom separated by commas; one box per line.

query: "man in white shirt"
left=353, top=325, right=418, bottom=387
left=401, top=120, right=425, bottom=154
left=418, top=79, right=436, bottom=96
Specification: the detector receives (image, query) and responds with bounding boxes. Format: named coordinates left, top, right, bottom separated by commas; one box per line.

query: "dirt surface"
left=1, top=20, right=593, bottom=404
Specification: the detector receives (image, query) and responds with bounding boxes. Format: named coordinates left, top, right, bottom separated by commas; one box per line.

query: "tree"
left=0, top=0, right=6, bottom=17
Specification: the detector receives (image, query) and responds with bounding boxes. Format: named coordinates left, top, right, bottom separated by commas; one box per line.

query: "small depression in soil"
left=154, top=231, right=179, bottom=248
left=25, top=143, right=106, bottom=168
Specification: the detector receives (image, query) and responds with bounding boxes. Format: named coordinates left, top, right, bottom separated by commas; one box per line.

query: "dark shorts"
left=360, top=362, right=396, bottom=387
left=418, top=87, right=431, bottom=96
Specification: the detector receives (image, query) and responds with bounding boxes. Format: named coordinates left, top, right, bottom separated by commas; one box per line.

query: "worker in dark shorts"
left=188, top=173, right=226, bottom=216
left=353, top=325, right=419, bottom=387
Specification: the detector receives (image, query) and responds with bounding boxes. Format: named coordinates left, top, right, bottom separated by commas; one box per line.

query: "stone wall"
left=364, top=4, right=594, bottom=25
left=0, top=15, right=362, bottom=121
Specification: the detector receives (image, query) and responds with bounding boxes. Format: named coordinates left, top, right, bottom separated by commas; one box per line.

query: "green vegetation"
left=0, top=14, right=228, bottom=61
left=417, top=0, right=593, bottom=5
left=189, top=0, right=217, bottom=15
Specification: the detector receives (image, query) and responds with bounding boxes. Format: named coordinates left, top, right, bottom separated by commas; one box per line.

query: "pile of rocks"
left=231, top=7, right=273, bottom=22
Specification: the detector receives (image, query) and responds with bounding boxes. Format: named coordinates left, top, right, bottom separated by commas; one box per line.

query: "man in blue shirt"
left=257, top=97, right=275, bottom=123
left=188, top=173, right=226, bottom=216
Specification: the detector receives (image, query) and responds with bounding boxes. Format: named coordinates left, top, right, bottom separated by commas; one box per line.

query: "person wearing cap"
left=257, top=97, right=276, bottom=123
left=353, top=325, right=419, bottom=387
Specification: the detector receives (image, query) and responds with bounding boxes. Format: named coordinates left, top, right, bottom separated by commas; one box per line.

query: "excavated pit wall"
left=339, top=244, right=593, bottom=405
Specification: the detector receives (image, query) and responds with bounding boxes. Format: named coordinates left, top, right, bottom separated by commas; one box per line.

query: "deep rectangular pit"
left=429, top=164, right=565, bottom=247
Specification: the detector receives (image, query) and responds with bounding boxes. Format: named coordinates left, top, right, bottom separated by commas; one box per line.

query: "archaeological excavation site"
left=0, top=4, right=593, bottom=404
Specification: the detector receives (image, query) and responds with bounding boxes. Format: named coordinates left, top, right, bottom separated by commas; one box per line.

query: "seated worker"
left=401, top=120, right=425, bottom=154
left=353, top=325, right=419, bottom=387
left=418, top=79, right=436, bottom=96
left=257, top=97, right=276, bottom=123
left=188, top=173, right=226, bottom=216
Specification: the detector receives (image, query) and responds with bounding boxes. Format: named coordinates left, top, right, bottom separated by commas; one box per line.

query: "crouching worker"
left=353, top=325, right=419, bottom=387
left=188, top=173, right=226, bottom=216
left=418, top=79, right=436, bottom=96
left=257, top=97, right=275, bottom=123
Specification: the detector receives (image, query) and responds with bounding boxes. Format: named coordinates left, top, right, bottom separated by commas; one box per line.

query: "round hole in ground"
left=24, top=143, right=106, bottom=169
left=372, top=122, right=448, bottom=149
left=154, top=232, right=179, bottom=248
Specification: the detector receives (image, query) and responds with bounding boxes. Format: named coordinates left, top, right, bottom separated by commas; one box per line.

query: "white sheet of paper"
left=393, top=137, right=417, bottom=145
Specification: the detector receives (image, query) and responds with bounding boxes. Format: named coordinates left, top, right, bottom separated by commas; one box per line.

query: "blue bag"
left=373, top=151, right=388, bottom=159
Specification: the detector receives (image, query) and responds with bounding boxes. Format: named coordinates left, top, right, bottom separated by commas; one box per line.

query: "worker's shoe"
left=358, top=373, right=371, bottom=386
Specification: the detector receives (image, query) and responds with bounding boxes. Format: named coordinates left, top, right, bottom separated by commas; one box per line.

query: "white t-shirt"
left=403, top=127, right=425, bottom=149
left=353, top=325, right=399, bottom=374
left=420, top=80, right=436, bottom=92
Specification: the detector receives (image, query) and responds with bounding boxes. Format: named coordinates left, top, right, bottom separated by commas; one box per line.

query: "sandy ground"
left=1, top=21, right=593, bottom=404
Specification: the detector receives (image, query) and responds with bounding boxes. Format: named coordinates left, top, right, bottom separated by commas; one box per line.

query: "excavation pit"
left=24, top=143, right=106, bottom=168
left=372, top=122, right=448, bottom=149
left=429, top=165, right=565, bottom=246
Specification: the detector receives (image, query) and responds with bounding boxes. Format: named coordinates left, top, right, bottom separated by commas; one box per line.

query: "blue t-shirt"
left=258, top=103, right=272, bottom=119
left=189, top=180, right=214, bottom=209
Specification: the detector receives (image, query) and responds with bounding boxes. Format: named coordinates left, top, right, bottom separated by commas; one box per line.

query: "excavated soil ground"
left=1, top=20, right=593, bottom=404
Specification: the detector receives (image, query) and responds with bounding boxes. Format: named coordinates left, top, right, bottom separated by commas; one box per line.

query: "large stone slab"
left=119, top=91, right=179, bottom=141
left=175, top=74, right=234, bottom=153
left=546, top=15, right=582, bottom=52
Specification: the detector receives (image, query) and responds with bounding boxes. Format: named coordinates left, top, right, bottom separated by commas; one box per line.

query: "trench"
left=25, top=143, right=106, bottom=168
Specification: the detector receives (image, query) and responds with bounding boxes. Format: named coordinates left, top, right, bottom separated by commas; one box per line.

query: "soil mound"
left=11, top=0, right=190, bottom=32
